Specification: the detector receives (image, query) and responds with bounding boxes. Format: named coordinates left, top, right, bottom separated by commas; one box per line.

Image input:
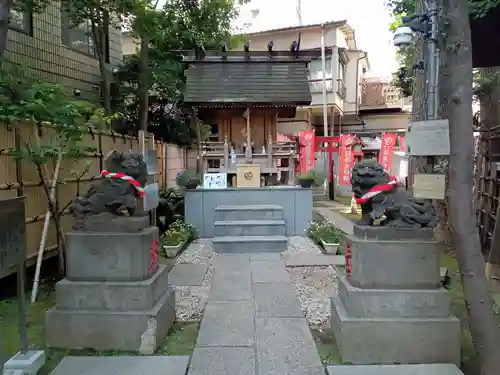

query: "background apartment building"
left=236, top=21, right=411, bottom=139
left=4, top=4, right=122, bottom=102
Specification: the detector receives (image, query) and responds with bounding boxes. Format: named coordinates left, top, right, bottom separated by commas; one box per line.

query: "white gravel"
left=174, top=239, right=215, bottom=321
left=172, top=236, right=339, bottom=325
left=288, top=265, right=338, bottom=326
left=285, top=236, right=339, bottom=326
left=285, top=236, right=323, bottom=255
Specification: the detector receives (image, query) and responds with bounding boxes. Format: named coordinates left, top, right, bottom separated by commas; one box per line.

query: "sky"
left=234, top=0, right=398, bottom=78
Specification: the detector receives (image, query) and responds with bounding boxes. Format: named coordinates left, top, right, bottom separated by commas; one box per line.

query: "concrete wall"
left=122, top=32, right=139, bottom=56
left=165, top=144, right=187, bottom=187
left=360, top=112, right=411, bottom=132
left=6, top=4, right=122, bottom=102
left=277, top=109, right=311, bottom=135
left=185, top=187, right=313, bottom=237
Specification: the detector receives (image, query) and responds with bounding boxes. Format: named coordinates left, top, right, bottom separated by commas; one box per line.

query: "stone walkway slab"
left=254, top=282, right=304, bottom=317
left=49, top=356, right=189, bottom=375
left=187, top=252, right=324, bottom=375
left=284, top=253, right=345, bottom=267
left=326, top=364, right=464, bottom=375
left=209, top=270, right=252, bottom=301
left=251, top=253, right=282, bottom=261
left=168, top=263, right=208, bottom=286
left=188, top=347, right=256, bottom=375
left=251, top=260, right=291, bottom=283
left=196, top=301, right=254, bottom=347
left=255, top=317, right=324, bottom=375
left=215, top=254, right=250, bottom=272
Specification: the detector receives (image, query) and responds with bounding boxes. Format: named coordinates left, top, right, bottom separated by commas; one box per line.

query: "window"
left=337, top=59, right=347, bottom=98
left=309, top=57, right=332, bottom=80
left=338, top=60, right=346, bottom=82
left=9, top=9, right=32, bottom=34
left=61, top=9, right=109, bottom=60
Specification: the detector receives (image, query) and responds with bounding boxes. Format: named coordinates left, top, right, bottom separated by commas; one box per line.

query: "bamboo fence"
left=0, top=122, right=166, bottom=278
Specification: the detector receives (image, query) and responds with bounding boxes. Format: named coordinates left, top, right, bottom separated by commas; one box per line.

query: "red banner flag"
left=338, top=135, right=355, bottom=185
left=298, top=130, right=316, bottom=175
left=378, top=133, right=397, bottom=172
left=399, top=135, right=406, bottom=152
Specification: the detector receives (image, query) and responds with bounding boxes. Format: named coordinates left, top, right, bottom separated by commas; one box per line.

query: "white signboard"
left=146, top=149, right=158, bottom=175
left=143, top=183, right=159, bottom=211
left=203, top=173, right=227, bottom=189
left=406, top=119, right=450, bottom=156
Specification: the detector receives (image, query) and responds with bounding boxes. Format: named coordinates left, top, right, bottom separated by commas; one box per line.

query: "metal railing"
left=309, top=78, right=333, bottom=93
left=337, top=79, right=347, bottom=99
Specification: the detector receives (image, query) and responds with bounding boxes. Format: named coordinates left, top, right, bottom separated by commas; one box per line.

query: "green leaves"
left=116, top=0, right=245, bottom=144
left=0, top=65, right=116, bottom=165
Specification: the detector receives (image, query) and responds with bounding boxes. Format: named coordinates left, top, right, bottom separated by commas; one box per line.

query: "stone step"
left=215, top=204, right=283, bottom=221
left=338, top=275, right=452, bottom=318
left=55, top=265, right=170, bottom=311
left=49, top=356, right=190, bottom=375
left=213, top=235, right=287, bottom=253
left=213, top=220, right=286, bottom=236
left=330, top=294, right=461, bottom=365
left=326, top=364, right=464, bottom=375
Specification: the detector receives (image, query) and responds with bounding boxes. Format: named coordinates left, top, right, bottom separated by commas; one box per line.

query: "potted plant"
left=307, top=220, right=344, bottom=254
left=161, top=220, right=198, bottom=258
left=176, top=170, right=200, bottom=190
left=297, top=172, right=315, bottom=188
left=297, top=170, right=325, bottom=188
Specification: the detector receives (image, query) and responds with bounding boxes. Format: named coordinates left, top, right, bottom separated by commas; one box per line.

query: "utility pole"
left=425, top=0, right=439, bottom=121
left=296, top=0, right=302, bottom=26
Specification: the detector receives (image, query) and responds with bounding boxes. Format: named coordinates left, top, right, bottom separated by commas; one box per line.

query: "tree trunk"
left=0, top=0, right=13, bottom=58
left=138, top=37, right=149, bottom=132
left=441, top=0, right=500, bottom=374
left=91, top=18, right=111, bottom=114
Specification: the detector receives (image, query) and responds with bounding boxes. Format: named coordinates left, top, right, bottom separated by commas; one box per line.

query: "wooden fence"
left=475, top=125, right=500, bottom=253
left=0, top=122, right=166, bottom=278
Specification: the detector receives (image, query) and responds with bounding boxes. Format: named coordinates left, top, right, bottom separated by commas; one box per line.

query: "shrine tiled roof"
left=183, top=58, right=312, bottom=106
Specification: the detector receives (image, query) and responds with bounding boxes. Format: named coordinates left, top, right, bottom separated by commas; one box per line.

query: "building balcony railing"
left=309, top=78, right=333, bottom=93
left=337, top=79, right=347, bottom=99
left=360, top=78, right=404, bottom=109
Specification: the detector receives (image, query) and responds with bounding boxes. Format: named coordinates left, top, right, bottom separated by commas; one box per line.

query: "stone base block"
left=45, top=288, right=175, bottom=354
left=348, top=235, right=440, bottom=289
left=330, top=295, right=460, bottom=365
left=66, top=227, right=159, bottom=282
left=3, top=351, right=46, bottom=375
left=338, top=275, right=451, bottom=318
left=326, top=364, right=464, bottom=375
left=55, top=265, right=169, bottom=311
left=353, top=224, right=435, bottom=241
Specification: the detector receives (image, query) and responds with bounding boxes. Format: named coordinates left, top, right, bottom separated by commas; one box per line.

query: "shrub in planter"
left=161, top=220, right=198, bottom=258
left=296, top=170, right=325, bottom=188
left=156, top=187, right=185, bottom=236
left=176, top=170, right=200, bottom=190
left=307, top=220, right=344, bottom=254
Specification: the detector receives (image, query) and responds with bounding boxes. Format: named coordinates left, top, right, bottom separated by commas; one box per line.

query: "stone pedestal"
left=331, top=225, right=460, bottom=365
left=46, top=227, right=175, bottom=354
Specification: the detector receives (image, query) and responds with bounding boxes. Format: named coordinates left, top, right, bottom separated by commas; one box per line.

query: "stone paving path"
left=187, top=253, right=325, bottom=375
